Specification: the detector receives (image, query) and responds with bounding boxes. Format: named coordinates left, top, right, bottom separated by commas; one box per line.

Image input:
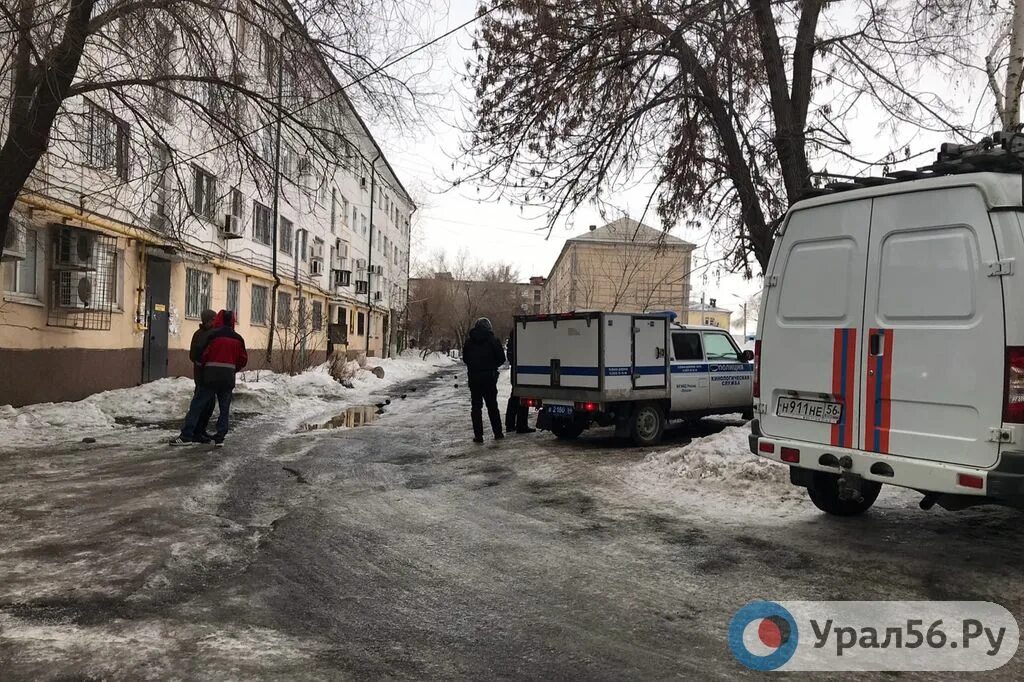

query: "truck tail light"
left=522, top=398, right=542, bottom=408
left=1005, top=347, right=1024, bottom=423
left=957, top=473, right=984, bottom=490
left=753, top=340, right=762, bottom=399
left=575, top=401, right=599, bottom=412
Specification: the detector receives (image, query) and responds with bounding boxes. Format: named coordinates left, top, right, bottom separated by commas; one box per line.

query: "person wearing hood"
left=171, top=309, right=248, bottom=447
left=189, top=309, right=218, bottom=443
left=462, top=317, right=506, bottom=443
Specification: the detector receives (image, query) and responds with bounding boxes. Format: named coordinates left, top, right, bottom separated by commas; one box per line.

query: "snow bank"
left=638, top=426, right=787, bottom=488
left=0, top=351, right=456, bottom=452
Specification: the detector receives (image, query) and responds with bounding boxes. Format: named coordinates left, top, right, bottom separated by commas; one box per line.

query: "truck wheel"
left=630, top=403, right=665, bottom=446
left=551, top=421, right=584, bottom=440
left=806, top=472, right=882, bottom=516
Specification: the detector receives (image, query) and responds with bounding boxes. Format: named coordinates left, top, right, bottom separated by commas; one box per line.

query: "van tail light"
left=780, top=447, right=800, bottom=463
left=575, top=401, right=599, bottom=412
left=522, top=398, right=542, bottom=408
left=758, top=441, right=775, bottom=454
left=957, top=473, right=984, bottom=490
left=1004, top=347, right=1024, bottom=423
left=753, top=340, right=762, bottom=398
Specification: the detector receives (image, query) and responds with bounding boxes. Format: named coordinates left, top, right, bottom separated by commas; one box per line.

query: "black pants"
left=194, top=379, right=216, bottom=438
left=469, top=371, right=503, bottom=439
left=505, top=394, right=528, bottom=432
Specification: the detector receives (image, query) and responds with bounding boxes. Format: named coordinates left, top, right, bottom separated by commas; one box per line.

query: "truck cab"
left=512, top=312, right=753, bottom=446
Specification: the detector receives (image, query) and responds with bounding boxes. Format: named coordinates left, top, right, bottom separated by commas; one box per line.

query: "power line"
left=80, top=2, right=508, bottom=203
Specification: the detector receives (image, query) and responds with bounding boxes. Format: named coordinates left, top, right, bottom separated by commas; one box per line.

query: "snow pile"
left=0, top=351, right=456, bottom=452
left=636, top=426, right=790, bottom=491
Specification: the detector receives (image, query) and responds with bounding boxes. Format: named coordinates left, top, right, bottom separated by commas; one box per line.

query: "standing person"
left=462, top=317, right=505, bottom=443
left=171, top=310, right=248, bottom=447
left=505, top=332, right=535, bottom=434
left=189, top=309, right=217, bottom=443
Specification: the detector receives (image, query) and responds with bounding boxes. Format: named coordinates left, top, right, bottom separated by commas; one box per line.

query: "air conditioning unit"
left=2, top=222, right=27, bottom=262
left=333, top=269, right=351, bottom=288
left=56, top=270, right=96, bottom=309
left=309, top=239, right=325, bottom=261
left=220, top=214, right=244, bottom=239
left=310, top=258, right=324, bottom=276
left=355, top=258, right=366, bottom=271
left=53, top=227, right=96, bottom=271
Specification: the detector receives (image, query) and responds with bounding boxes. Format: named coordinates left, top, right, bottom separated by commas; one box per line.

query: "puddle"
left=298, top=405, right=381, bottom=432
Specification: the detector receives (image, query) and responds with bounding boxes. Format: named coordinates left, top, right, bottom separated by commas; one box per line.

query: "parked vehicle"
left=751, top=131, right=1024, bottom=515
left=512, top=311, right=754, bottom=445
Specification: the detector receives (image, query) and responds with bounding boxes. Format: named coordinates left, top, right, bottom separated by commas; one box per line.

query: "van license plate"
left=776, top=398, right=842, bottom=424
left=547, top=405, right=574, bottom=417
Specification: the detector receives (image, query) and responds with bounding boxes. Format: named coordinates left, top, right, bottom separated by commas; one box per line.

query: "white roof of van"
left=793, top=171, right=1024, bottom=211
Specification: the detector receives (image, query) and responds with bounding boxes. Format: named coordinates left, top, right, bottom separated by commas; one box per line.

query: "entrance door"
left=861, top=187, right=1004, bottom=466
left=142, top=257, right=171, bottom=383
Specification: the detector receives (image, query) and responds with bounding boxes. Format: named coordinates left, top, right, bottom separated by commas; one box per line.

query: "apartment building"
left=0, top=5, right=413, bottom=407
left=543, top=218, right=694, bottom=318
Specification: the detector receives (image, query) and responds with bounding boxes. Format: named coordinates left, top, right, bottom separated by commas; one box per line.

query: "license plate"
left=547, top=404, right=574, bottom=417
left=776, top=397, right=842, bottom=424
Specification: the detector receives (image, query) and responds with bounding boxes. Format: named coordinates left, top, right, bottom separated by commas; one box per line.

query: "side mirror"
left=741, top=349, right=754, bottom=362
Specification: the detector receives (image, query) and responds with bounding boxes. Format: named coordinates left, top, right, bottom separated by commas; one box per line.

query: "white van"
left=513, top=312, right=753, bottom=445
left=751, top=133, right=1024, bottom=514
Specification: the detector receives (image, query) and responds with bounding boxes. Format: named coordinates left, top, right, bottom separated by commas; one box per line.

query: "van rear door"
left=759, top=199, right=871, bottom=448
left=862, top=187, right=1003, bottom=467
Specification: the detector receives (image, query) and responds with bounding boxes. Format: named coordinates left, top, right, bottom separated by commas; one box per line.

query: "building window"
left=279, top=217, right=294, bottom=255
left=251, top=284, right=267, bottom=325
left=185, top=268, right=212, bottom=319
left=192, top=166, right=217, bottom=220
left=277, top=291, right=292, bottom=327
left=351, top=206, right=358, bottom=231
left=357, top=311, right=365, bottom=335
left=253, top=201, right=272, bottom=245
left=2, top=227, right=39, bottom=297
left=361, top=214, right=367, bottom=236
left=342, top=196, right=350, bottom=227
left=226, top=278, right=240, bottom=313
left=151, top=143, right=171, bottom=227
left=259, top=32, right=278, bottom=82
left=229, top=187, right=244, bottom=221
left=330, top=188, right=337, bottom=234
left=84, top=100, right=129, bottom=180
left=312, top=301, right=323, bottom=331
left=355, top=279, right=368, bottom=295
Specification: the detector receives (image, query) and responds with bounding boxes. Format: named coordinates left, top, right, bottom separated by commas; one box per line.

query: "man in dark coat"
left=462, top=317, right=505, bottom=443
left=189, top=309, right=217, bottom=442
left=172, top=310, right=248, bottom=447
left=505, top=332, right=535, bottom=434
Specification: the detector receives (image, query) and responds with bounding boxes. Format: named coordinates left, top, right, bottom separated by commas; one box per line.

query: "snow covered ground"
left=0, top=352, right=457, bottom=453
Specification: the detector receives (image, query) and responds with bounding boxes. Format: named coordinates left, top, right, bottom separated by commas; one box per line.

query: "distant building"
left=522, top=276, right=546, bottom=314
left=543, top=218, right=695, bottom=318
left=683, top=298, right=732, bottom=328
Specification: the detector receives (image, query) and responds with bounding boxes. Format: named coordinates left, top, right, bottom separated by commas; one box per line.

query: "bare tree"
left=272, top=294, right=325, bottom=374
left=464, top=0, right=981, bottom=275
left=0, top=0, right=429, bottom=258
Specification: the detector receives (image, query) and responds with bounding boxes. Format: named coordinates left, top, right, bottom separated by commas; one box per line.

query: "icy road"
left=2, top=364, right=1024, bottom=679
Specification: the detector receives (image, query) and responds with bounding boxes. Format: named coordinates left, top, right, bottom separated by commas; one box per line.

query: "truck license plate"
left=776, top=397, right=842, bottom=424
left=547, top=405, right=574, bottom=417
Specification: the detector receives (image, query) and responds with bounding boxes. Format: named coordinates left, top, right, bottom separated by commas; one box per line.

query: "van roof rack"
left=804, top=130, right=1024, bottom=199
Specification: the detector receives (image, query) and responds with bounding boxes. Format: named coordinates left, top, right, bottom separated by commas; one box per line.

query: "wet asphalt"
left=3, top=369, right=1024, bottom=679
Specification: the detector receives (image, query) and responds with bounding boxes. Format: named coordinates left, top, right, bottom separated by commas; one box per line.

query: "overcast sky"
left=374, top=0, right=994, bottom=324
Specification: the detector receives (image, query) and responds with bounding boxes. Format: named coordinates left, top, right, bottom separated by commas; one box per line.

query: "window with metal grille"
left=192, top=166, right=217, bottom=220
left=226, top=278, right=240, bottom=314
left=251, top=284, right=267, bottom=325
left=253, top=201, right=272, bottom=245
left=185, top=268, right=211, bottom=319
left=279, top=217, right=294, bottom=255
left=83, top=100, right=129, bottom=180
left=47, top=230, right=118, bottom=330
left=312, top=301, right=323, bottom=331
left=277, top=291, right=292, bottom=327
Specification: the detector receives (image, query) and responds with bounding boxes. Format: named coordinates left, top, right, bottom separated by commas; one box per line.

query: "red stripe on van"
left=878, top=329, right=895, bottom=454
left=864, top=328, right=879, bottom=452
left=831, top=329, right=844, bottom=447
left=843, top=329, right=857, bottom=448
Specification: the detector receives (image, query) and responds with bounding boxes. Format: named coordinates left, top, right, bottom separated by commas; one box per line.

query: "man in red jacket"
left=171, top=309, right=248, bottom=447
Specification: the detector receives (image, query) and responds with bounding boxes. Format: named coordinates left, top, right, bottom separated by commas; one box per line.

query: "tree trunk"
left=1004, top=0, right=1024, bottom=128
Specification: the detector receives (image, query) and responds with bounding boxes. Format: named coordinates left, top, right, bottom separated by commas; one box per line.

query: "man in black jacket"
left=463, top=317, right=505, bottom=443
left=189, top=309, right=217, bottom=443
